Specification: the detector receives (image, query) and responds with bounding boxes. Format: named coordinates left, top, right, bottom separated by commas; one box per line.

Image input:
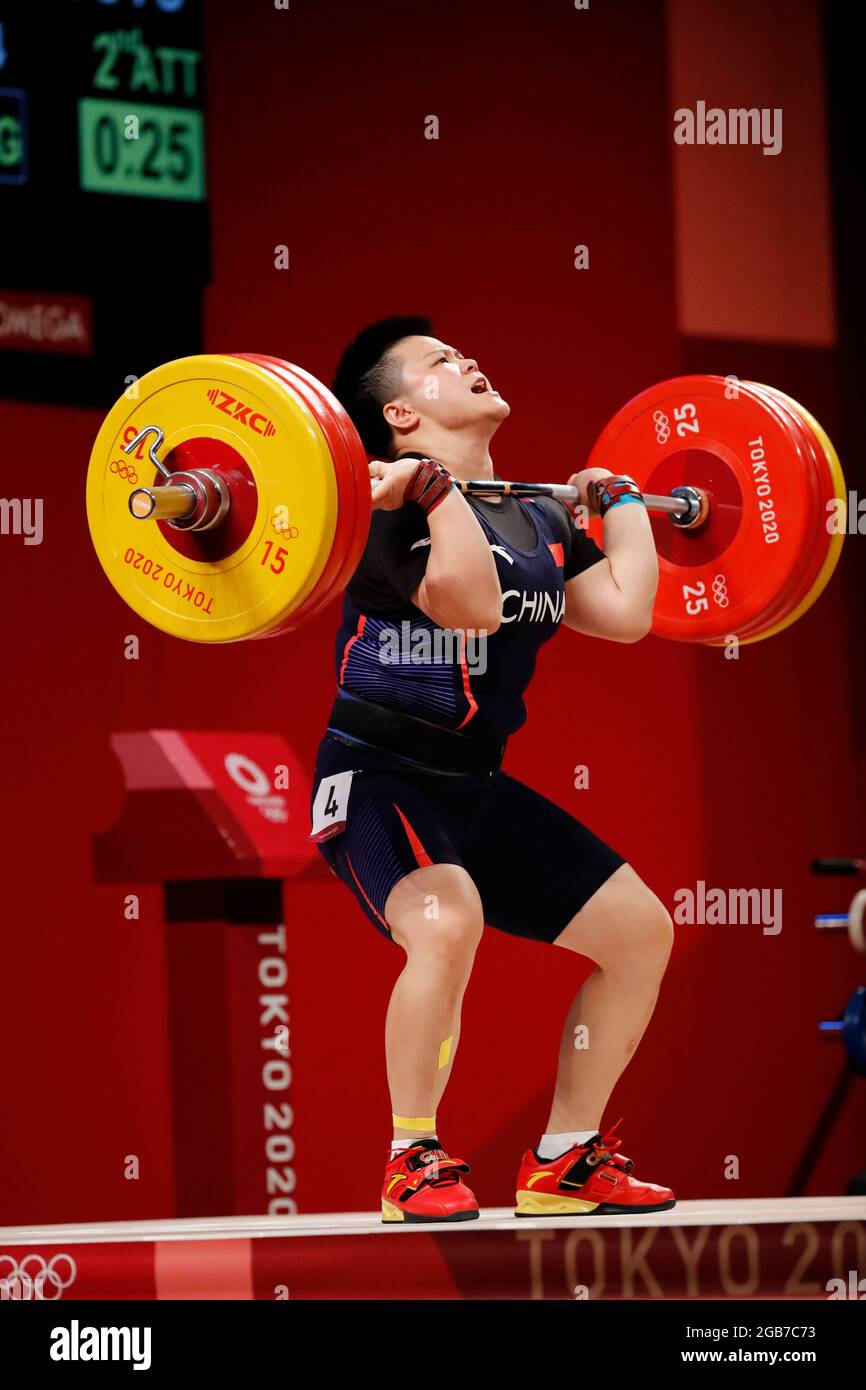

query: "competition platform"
left=2, top=1198, right=865, bottom=1300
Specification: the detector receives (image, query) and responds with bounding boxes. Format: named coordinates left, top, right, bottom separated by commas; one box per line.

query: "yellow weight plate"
left=735, top=388, right=845, bottom=645
left=86, top=355, right=338, bottom=642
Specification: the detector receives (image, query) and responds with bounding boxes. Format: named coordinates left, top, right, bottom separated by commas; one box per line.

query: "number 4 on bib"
left=309, top=771, right=355, bottom=843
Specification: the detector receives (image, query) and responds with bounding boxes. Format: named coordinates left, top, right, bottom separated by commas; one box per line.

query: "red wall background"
left=1, top=0, right=862, bottom=1224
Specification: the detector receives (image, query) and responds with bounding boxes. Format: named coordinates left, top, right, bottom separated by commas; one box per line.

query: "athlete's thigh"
left=456, top=770, right=627, bottom=945
left=310, top=738, right=468, bottom=945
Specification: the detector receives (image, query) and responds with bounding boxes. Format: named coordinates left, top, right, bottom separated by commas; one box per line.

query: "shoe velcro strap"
left=398, top=1160, right=470, bottom=1204
left=405, top=1147, right=470, bottom=1173
left=560, top=1145, right=633, bottom=1188
left=399, top=1156, right=470, bottom=1197
left=560, top=1146, right=611, bottom=1189
left=418, top=1156, right=470, bottom=1180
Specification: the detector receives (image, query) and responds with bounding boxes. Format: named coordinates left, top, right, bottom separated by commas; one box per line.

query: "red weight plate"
left=586, top=375, right=818, bottom=642
left=260, top=364, right=364, bottom=634
left=728, top=382, right=833, bottom=639
left=231, top=355, right=360, bottom=635
left=697, top=382, right=822, bottom=641
left=273, top=358, right=372, bottom=609
left=250, top=355, right=371, bottom=632
left=231, top=353, right=354, bottom=632
left=740, top=387, right=846, bottom=643
left=238, top=355, right=372, bottom=635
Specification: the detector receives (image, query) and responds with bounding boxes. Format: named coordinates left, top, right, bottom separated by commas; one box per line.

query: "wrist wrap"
left=404, top=457, right=455, bottom=515
left=590, top=475, right=645, bottom=518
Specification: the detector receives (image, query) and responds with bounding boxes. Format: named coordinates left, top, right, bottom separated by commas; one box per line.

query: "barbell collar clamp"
left=127, top=467, right=232, bottom=531
left=668, top=485, right=709, bottom=529
left=166, top=468, right=232, bottom=532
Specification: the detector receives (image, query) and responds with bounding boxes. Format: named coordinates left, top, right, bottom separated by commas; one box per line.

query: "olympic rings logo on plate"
left=712, top=575, right=729, bottom=607
left=109, top=458, right=139, bottom=485
left=652, top=410, right=670, bottom=445
left=0, top=1253, right=77, bottom=1300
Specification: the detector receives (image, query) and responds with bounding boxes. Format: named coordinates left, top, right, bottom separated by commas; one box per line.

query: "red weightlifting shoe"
left=514, top=1116, right=676, bottom=1217
left=381, top=1138, right=479, bottom=1223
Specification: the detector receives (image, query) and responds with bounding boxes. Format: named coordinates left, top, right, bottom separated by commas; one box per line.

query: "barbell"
left=85, top=353, right=847, bottom=645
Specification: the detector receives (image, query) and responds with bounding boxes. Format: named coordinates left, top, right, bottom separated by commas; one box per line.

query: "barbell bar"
left=126, top=448, right=710, bottom=532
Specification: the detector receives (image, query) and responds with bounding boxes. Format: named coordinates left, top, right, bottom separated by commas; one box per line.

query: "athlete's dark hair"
left=331, top=315, right=433, bottom=458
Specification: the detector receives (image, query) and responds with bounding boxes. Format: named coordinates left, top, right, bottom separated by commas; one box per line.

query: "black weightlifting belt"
left=326, top=690, right=505, bottom=776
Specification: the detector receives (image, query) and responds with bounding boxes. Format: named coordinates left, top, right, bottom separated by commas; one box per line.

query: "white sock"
left=536, top=1129, right=597, bottom=1160
left=389, top=1135, right=437, bottom=1156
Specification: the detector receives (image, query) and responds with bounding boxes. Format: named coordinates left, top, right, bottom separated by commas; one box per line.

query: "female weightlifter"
left=309, top=316, right=677, bottom=1222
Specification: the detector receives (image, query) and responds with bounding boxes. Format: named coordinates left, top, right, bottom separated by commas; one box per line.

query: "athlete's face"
left=386, top=335, right=510, bottom=438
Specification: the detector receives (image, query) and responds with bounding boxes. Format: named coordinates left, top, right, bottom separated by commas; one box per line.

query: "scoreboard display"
left=78, top=96, right=205, bottom=201
left=0, top=0, right=208, bottom=406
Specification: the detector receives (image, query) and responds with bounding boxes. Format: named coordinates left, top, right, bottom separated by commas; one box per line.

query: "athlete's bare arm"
left=370, top=458, right=501, bottom=633
left=560, top=469, right=659, bottom=642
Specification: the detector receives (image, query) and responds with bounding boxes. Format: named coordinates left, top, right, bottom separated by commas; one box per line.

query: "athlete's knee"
left=637, top=893, right=674, bottom=958
left=422, top=905, right=485, bottom=962
left=387, top=865, right=484, bottom=959
left=556, top=867, right=674, bottom=969
left=392, top=907, right=484, bottom=963
left=606, top=888, right=674, bottom=968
